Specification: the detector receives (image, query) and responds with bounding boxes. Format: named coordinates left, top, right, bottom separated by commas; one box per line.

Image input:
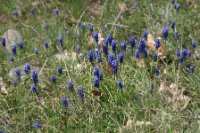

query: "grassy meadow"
left=0, top=0, right=200, bottom=132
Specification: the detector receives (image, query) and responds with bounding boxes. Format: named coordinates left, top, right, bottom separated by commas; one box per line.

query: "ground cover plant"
left=0, top=0, right=200, bottom=132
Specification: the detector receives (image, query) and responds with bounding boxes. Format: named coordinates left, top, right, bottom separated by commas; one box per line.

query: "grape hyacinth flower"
left=12, top=8, right=19, bottom=17
left=111, top=60, right=119, bottom=76
left=61, top=96, right=68, bottom=107
left=53, top=8, right=59, bottom=15
left=192, top=40, right=196, bottom=48
left=34, top=48, right=38, bottom=54
left=162, top=26, right=168, bottom=40
left=107, top=34, right=113, bottom=44
left=121, top=42, right=126, bottom=51
left=150, top=83, right=154, bottom=93
left=1, top=37, right=6, bottom=47
left=9, top=55, right=14, bottom=62
left=155, top=38, right=160, bottom=49
left=30, top=8, right=35, bottom=15
left=12, top=80, right=17, bottom=87
left=11, top=43, right=17, bottom=54
left=44, top=23, right=49, bottom=30
left=94, top=76, right=100, bottom=88
left=93, top=31, right=99, bottom=43
left=99, top=70, right=103, bottom=80
left=58, top=35, right=63, bottom=47
left=155, top=68, right=160, bottom=77
left=176, top=48, right=181, bottom=56
left=0, top=129, right=6, bottom=133
left=76, top=44, right=81, bottom=53
left=79, top=53, right=84, bottom=60
left=111, top=40, right=118, bottom=52
left=189, top=66, right=194, bottom=73
left=175, top=32, right=179, bottom=41
left=33, top=123, right=43, bottom=128
left=14, top=68, right=21, bottom=79
left=95, top=46, right=99, bottom=53
left=138, top=38, right=148, bottom=58
left=80, top=22, right=85, bottom=31
left=118, top=80, right=123, bottom=90
left=143, top=30, right=148, bottom=40
left=153, top=52, right=158, bottom=62
left=88, top=50, right=94, bottom=62
left=143, top=48, right=148, bottom=58
left=108, top=53, right=115, bottom=65
left=44, top=40, right=48, bottom=49
left=78, top=86, right=84, bottom=101
left=24, top=63, right=31, bottom=74
left=129, top=35, right=135, bottom=49
left=67, top=81, right=74, bottom=92
left=171, top=0, right=175, bottom=4
left=94, top=48, right=98, bottom=61
left=182, top=48, right=187, bottom=57
left=97, top=52, right=102, bottom=62
left=132, top=4, right=137, bottom=11
left=175, top=3, right=180, bottom=12
left=50, top=75, right=56, bottom=83
left=118, top=52, right=124, bottom=63
left=187, top=50, right=192, bottom=57
left=135, top=49, right=140, bottom=59
left=58, top=66, right=62, bottom=75
left=76, top=32, right=81, bottom=40
left=103, top=24, right=108, bottom=31
left=31, top=84, right=37, bottom=94
left=31, top=70, right=38, bottom=84
left=171, top=21, right=175, bottom=31
left=18, top=39, right=24, bottom=49
left=102, top=44, right=108, bottom=56
left=89, top=24, right=93, bottom=33
left=178, top=54, right=184, bottom=63
left=93, top=66, right=100, bottom=77
left=103, top=38, right=109, bottom=47
left=138, top=38, right=146, bottom=52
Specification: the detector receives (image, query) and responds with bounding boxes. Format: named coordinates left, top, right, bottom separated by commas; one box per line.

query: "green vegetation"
left=0, top=0, right=200, bottom=132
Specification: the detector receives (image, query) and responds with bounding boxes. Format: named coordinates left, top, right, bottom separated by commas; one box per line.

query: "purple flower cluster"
left=135, top=38, right=148, bottom=59
left=111, top=40, right=118, bottom=52
left=24, top=63, right=31, bottom=74
left=177, top=48, right=192, bottom=63
left=78, top=86, right=84, bottom=101
left=61, top=96, right=68, bottom=107
left=88, top=50, right=94, bottom=62
left=129, top=35, right=135, bottom=48
left=1, top=37, right=6, bottom=47
left=67, top=80, right=74, bottom=92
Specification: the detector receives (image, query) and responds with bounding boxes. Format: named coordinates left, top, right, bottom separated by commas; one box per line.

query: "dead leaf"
left=91, top=90, right=102, bottom=96
left=102, top=64, right=112, bottom=76
left=136, top=59, right=145, bottom=68
left=119, top=119, right=133, bottom=133
left=186, top=0, right=196, bottom=6
left=87, top=0, right=102, bottom=16
left=159, top=81, right=190, bottom=105
left=146, top=34, right=165, bottom=56
left=157, top=45, right=165, bottom=56
left=0, top=77, right=8, bottom=95
left=146, top=34, right=155, bottom=50
left=75, top=63, right=85, bottom=70
left=0, top=15, right=10, bottom=24
left=54, top=51, right=77, bottom=61
left=88, top=32, right=104, bottom=47
left=119, top=119, right=152, bottom=133
left=118, top=3, right=127, bottom=12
